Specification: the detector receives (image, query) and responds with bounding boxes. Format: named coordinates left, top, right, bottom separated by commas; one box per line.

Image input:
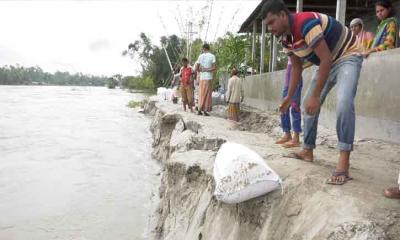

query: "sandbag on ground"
left=213, top=142, right=281, bottom=204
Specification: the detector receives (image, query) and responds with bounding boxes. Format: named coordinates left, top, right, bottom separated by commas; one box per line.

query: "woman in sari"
left=350, top=18, right=374, bottom=52
left=362, top=0, right=399, bottom=58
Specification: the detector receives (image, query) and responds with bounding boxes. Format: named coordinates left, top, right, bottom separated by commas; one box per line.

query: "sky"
left=0, top=0, right=260, bottom=77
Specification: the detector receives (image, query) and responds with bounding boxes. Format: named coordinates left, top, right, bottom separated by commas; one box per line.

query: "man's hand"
left=305, top=96, right=320, bottom=115
left=361, top=51, right=370, bottom=58
left=279, top=96, right=291, bottom=113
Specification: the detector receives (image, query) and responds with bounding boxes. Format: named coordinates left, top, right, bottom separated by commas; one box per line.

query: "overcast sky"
left=0, top=0, right=260, bottom=76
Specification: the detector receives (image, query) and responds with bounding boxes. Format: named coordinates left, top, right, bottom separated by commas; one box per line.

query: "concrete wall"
left=243, top=48, right=400, bottom=143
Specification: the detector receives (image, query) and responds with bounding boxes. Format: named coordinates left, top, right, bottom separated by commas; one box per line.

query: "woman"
left=350, top=18, right=374, bottom=52
left=362, top=0, right=399, bottom=57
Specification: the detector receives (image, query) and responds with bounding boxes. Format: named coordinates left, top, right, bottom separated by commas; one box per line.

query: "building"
left=238, top=0, right=400, bottom=73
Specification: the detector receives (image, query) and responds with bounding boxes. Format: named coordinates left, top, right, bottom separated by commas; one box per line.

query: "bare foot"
left=384, top=187, right=400, bottom=199
left=285, top=149, right=314, bottom=162
left=276, top=133, right=291, bottom=144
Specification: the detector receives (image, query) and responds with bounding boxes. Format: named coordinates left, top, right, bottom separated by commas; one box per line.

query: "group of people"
left=171, top=44, right=216, bottom=116
left=172, top=43, right=244, bottom=122
left=263, top=0, right=399, bottom=198
left=172, top=0, right=400, bottom=198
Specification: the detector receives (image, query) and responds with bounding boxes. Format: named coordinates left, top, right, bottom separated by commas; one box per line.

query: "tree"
left=0, top=65, right=108, bottom=86
left=123, top=33, right=186, bottom=88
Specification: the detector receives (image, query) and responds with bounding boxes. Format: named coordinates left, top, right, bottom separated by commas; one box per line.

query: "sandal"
left=326, top=171, right=353, bottom=185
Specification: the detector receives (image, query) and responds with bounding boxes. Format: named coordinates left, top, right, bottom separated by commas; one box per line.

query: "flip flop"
left=326, top=171, right=353, bottom=185
left=383, top=187, right=400, bottom=199
left=283, top=152, right=313, bottom=162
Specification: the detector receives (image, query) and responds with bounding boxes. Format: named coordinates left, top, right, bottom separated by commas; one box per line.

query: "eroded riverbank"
left=146, top=99, right=400, bottom=240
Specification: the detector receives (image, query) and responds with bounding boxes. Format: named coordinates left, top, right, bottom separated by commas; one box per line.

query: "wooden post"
left=251, top=21, right=257, bottom=74
left=336, top=0, right=347, bottom=24
left=260, top=20, right=266, bottom=74
left=296, top=0, right=303, bottom=13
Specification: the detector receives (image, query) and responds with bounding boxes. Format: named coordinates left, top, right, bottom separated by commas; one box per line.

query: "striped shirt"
left=282, top=12, right=360, bottom=66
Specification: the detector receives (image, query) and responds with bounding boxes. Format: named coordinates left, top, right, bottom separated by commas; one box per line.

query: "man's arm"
left=306, top=39, right=332, bottom=114
left=209, top=63, right=216, bottom=72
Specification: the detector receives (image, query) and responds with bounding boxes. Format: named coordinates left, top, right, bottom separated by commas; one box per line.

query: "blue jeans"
left=281, top=62, right=303, bottom=133
left=302, top=55, right=363, bottom=151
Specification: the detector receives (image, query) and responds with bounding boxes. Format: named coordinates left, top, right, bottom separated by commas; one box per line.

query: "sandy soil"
left=146, top=100, right=400, bottom=240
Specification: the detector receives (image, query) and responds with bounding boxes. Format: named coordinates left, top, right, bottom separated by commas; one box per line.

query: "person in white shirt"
left=195, top=43, right=216, bottom=116
left=226, top=68, right=244, bottom=122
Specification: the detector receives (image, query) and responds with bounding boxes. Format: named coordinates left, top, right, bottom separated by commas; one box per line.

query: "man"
left=226, top=67, right=244, bottom=122
left=179, top=57, right=194, bottom=112
left=195, top=43, right=216, bottom=116
left=350, top=18, right=374, bottom=52
left=262, top=0, right=363, bottom=185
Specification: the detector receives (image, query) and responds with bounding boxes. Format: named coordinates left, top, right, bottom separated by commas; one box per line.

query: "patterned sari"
left=372, top=17, right=399, bottom=51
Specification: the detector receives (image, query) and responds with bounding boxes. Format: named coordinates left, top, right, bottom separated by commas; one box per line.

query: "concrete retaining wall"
left=243, top=48, right=400, bottom=143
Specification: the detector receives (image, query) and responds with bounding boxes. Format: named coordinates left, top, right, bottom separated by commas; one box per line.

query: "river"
left=0, top=86, right=160, bottom=240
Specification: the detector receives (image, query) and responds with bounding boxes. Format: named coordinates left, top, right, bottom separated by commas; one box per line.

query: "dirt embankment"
left=145, top=100, right=400, bottom=240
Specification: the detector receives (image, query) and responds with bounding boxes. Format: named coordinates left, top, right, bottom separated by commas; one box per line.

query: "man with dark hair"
left=195, top=43, right=216, bottom=116
left=180, top=57, right=194, bottom=112
left=262, top=0, right=362, bottom=185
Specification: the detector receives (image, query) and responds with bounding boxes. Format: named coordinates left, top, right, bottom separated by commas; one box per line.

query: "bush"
left=121, top=76, right=155, bottom=91
left=107, top=78, right=119, bottom=89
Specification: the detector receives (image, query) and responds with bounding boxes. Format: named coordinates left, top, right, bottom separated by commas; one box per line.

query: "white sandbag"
left=213, top=142, right=281, bottom=204
left=157, top=87, right=167, bottom=101
left=157, top=87, right=174, bottom=101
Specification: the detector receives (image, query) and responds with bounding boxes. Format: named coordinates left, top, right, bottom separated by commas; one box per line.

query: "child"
left=226, top=68, right=244, bottom=122
left=276, top=59, right=303, bottom=148
left=179, top=58, right=194, bottom=112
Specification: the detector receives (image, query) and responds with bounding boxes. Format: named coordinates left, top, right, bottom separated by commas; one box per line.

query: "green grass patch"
left=127, top=100, right=144, bottom=108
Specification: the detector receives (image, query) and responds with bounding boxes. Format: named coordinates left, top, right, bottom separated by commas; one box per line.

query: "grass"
left=127, top=100, right=144, bottom=108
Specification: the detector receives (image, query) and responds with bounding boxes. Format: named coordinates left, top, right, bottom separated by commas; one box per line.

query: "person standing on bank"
left=226, top=67, right=244, bottom=122
left=276, top=59, right=303, bottom=148
left=262, top=0, right=362, bottom=185
left=195, top=43, right=216, bottom=116
left=179, top=57, right=194, bottom=112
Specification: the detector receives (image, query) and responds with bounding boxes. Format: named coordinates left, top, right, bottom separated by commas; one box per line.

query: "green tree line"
left=0, top=65, right=108, bottom=86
